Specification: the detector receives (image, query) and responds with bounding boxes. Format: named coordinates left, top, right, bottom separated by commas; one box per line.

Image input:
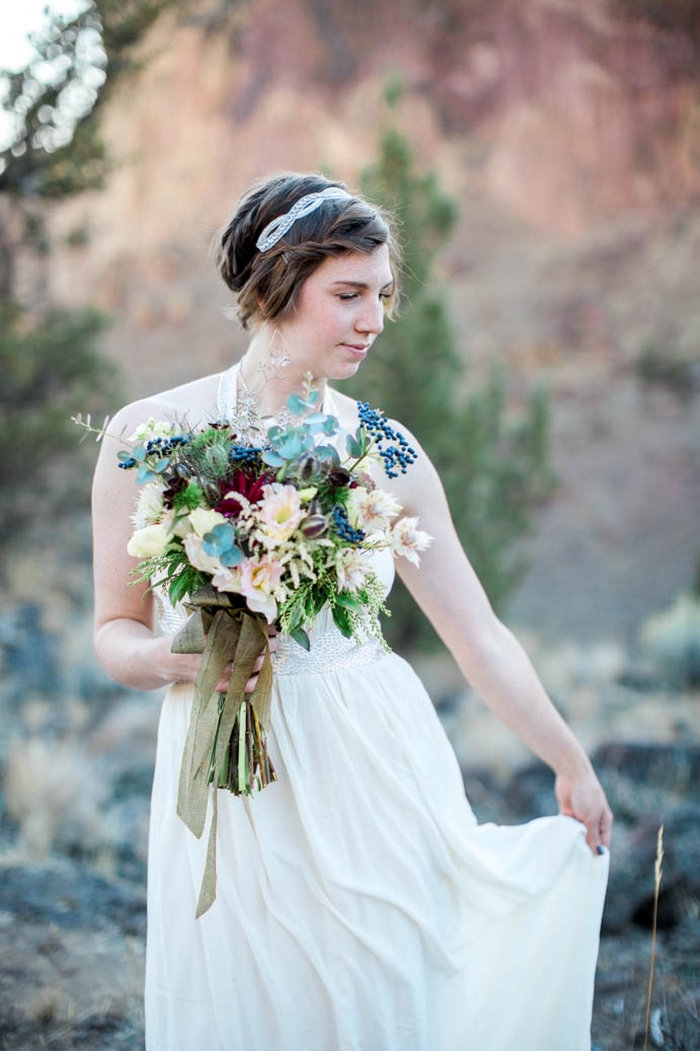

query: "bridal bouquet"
left=110, top=380, right=430, bottom=911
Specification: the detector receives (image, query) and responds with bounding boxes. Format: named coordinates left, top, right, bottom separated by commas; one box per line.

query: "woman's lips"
left=341, top=343, right=369, bottom=359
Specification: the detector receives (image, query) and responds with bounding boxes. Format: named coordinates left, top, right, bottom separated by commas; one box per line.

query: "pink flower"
left=238, top=556, right=284, bottom=622
left=257, top=484, right=304, bottom=545
left=391, top=517, right=432, bottom=567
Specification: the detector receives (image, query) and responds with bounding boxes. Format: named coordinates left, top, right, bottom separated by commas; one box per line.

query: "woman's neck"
left=239, top=330, right=327, bottom=417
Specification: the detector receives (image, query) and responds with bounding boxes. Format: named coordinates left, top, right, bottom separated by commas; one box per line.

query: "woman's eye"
left=338, top=293, right=358, bottom=301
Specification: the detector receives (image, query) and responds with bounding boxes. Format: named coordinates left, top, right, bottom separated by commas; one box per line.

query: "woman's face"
left=275, top=244, right=394, bottom=381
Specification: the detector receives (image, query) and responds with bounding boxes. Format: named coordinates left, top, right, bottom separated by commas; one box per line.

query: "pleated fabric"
left=145, top=552, right=608, bottom=1051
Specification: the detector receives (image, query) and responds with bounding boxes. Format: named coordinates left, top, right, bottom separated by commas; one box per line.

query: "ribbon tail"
left=176, top=612, right=241, bottom=838
left=195, top=788, right=218, bottom=919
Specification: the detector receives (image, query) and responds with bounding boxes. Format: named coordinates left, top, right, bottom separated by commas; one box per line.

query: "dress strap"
left=217, top=361, right=241, bottom=420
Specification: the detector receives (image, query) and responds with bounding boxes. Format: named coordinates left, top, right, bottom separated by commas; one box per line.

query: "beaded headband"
left=255, top=186, right=352, bottom=252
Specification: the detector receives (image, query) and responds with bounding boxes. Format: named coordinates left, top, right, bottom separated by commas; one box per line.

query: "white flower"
left=127, top=523, right=171, bottom=558
left=127, top=417, right=177, bottom=442
left=336, top=549, right=370, bottom=594
left=211, top=565, right=243, bottom=594
left=182, top=533, right=224, bottom=575
left=391, top=517, right=432, bottom=567
left=131, top=482, right=165, bottom=528
left=188, top=507, right=226, bottom=538
left=346, top=486, right=402, bottom=534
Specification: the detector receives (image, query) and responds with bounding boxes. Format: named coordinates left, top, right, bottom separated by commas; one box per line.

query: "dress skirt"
left=144, top=629, right=608, bottom=1051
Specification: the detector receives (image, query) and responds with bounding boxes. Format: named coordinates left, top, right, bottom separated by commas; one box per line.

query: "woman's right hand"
left=166, top=627, right=280, bottom=694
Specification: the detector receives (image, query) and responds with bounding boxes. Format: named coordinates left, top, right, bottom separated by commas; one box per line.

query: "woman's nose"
left=356, top=297, right=385, bottom=336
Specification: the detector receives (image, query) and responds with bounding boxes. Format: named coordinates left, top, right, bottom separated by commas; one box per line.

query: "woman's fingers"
left=213, top=637, right=276, bottom=694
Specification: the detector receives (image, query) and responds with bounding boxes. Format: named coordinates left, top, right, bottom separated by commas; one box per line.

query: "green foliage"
left=640, top=593, right=700, bottom=688
left=348, top=122, right=554, bottom=650
left=0, top=302, right=118, bottom=547
left=636, top=344, right=695, bottom=402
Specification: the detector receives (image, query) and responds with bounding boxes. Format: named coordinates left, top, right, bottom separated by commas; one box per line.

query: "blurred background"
left=0, top=0, right=698, bottom=1047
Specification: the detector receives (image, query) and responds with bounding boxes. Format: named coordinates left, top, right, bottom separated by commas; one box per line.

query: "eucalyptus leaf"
left=262, top=450, right=285, bottom=467
left=277, top=435, right=304, bottom=459
left=220, top=545, right=243, bottom=567
left=286, top=393, right=310, bottom=416
left=315, top=445, right=340, bottom=463
left=137, top=465, right=155, bottom=484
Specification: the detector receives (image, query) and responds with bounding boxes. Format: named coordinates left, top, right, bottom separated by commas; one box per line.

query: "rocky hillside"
left=18, top=0, right=700, bottom=641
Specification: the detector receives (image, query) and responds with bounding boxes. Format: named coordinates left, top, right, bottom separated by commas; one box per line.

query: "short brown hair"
left=216, top=173, right=401, bottom=329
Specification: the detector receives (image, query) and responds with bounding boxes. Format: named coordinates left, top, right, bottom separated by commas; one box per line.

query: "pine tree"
left=348, top=106, right=554, bottom=651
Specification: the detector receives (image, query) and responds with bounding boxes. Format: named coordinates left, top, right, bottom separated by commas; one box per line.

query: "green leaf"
left=335, top=592, right=362, bottom=612
left=289, top=626, right=311, bottom=651
left=331, top=604, right=353, bottom=638
left=169, top=571, right=192, bottom=607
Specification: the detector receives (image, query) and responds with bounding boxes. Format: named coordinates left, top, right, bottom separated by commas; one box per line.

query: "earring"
left=261, top=327, right=291, bottom=382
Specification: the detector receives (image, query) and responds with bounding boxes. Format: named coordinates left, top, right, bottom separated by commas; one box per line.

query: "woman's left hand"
left=555, top=771, right=613, bottom=855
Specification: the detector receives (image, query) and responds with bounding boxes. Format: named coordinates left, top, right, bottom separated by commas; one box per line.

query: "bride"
left=91, top=172, right=612, bottom=1050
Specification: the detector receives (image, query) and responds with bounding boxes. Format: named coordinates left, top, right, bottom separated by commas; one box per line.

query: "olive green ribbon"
left=172, top=586, right=273, bottom=917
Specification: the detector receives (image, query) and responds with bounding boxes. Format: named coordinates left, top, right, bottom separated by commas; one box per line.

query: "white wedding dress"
left=144, top=372, right=609, bottom=1051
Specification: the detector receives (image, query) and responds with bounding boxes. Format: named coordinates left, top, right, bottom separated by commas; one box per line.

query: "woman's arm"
left=91, top=399, right=209, bottom=690
left=388, top=428, right=613, bottom=853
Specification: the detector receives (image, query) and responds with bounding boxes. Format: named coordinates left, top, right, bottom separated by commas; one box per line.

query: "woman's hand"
left=213, top=625, right=280, bottom=695
left=555, top=771, right=613, bottom=855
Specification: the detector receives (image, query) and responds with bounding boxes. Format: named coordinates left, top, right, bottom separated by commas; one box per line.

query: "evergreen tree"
left=0, top=2, right=164, bottom=550
left=348, top=110, right=554, bottom=651
left=0, top=302, right=117, bottom=548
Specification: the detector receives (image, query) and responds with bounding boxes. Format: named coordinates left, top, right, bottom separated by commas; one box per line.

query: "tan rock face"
left=45, top=0, right=700, bottom=317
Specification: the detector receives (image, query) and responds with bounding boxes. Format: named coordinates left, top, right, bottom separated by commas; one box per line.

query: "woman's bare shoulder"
left=109, top=372, right=224, bottom=432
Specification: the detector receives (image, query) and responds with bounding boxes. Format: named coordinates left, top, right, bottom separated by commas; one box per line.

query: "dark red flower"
left=215, top=469, right=273, bottom=518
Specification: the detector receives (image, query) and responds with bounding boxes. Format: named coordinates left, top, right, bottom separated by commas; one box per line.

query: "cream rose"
left=127, top=523, right=171, bottom=558
left=188, top=507, right=227, bottom=538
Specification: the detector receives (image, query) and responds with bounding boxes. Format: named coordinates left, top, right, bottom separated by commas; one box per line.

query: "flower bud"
left=301, top=514, right=328, bottom=539
left=328, top=466, right=351, bottom=487
left=298, top=454, right=320, bottom=483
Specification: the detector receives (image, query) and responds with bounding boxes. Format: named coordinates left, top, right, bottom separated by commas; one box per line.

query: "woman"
left=92, top=173, right=612, bottom=1050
